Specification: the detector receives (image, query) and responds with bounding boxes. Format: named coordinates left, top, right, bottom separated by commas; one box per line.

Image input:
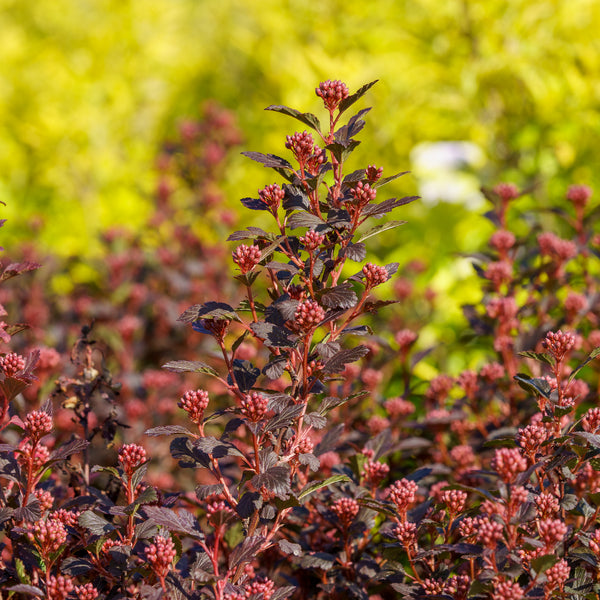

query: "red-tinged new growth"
left=118, top=443, right=147, bottom=477
left=332, top=497, right=360, bottom=528
left=363, top=263, right=390, bottom=289
left=365, top=164, right=383, bottom=183
left=145, top=535, right=177, bottom=586
left=0, top=351, right=25, bottom=376
left=316, top=80, right=349, bottom=111
left=179, top=389, right=210, bottom=425
left=232, top=244, right=262, bottom=274
left=294, top=299, right=325, bottom=331
left=240, top=391, right=268, bottom=422
left=24, top=410, right=53, bottom=442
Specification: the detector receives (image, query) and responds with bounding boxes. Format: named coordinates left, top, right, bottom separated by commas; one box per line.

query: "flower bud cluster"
left=232, top=244, right=262, bottom=274
left=490, top=447, right=527, bottom=483
left=365, top=165, right=383, bottom=183
left=118, top=443, right=147, bottom=476
left=384, top=396, right=415, bottom=418
left=350, top=181, right=377, bottom=206
left=394, top=520, right=417, bottom=547
left=582, top=407, right=600, bottom=433
left=300, top=230, right=325, bottom=252
left=294, top=299, right=325, bottom=331
left=28, top=517, right=67, bottom=553
left=494, top=183, right=519, bottom=202
left=245, top=577, right=275, bottom=600
left=517, top=422, right=548, bottom=456
left=387, top=478, right=418, bottom=516
left=441, top=489, right=467, bottom=514
left=240, top=391, right=269, bottom=422
left=285, top=131, right=314, bottom=163
left=475, top=516, right=504, bottom=547
left=179, top=389, right=210, bottom=424
left=0, top=352, right=25, bottom=376
left=24, top=410, right=53, bottom=442
left=542, top=329, right=576, bottom=362
left=490, top=229, right=516, bottom=252
left=362, top=460, right=390, bottom=487
left=538, top=232, right=577, bottom=262
left=545, top=559, right=570, bottom=592
left=47, top=575, right=75, bottom=600
left=332, top=497, right=359, bottom=527
left=567, top=184, right=592, bottom=209
left=258, top=183, right=285, bottom=213
left=491, top=580, right=523, bottom=600
left=18, top=439, right=50, bottom=471
left=75, top=583, right=99, bottom=600
left=315, top=79, right=349, bottom=111
left=362, top=263, right=389, bottom=288
left=538, top=518, right=567, bottom=548
left=145, top=535, right=177, bottom=579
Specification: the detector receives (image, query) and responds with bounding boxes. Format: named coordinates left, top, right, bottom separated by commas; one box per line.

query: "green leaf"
left=531, top=553, right=557, bottom=575
left=265, top=105, right=321, bottom=133
left=358, top=220, right=407, bottom=242
left=513, top=373, right=553, bottom=399
left=298, top=474, right=351, bottom=501
left=338, top=80, right=378, bottom=114
left=518, top=351, right=554, bottom=366
left=569, top=346, right=600, bottom=383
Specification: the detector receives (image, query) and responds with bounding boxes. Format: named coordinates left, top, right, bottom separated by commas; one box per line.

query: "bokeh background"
left=1, top=0, right=599, bottom=323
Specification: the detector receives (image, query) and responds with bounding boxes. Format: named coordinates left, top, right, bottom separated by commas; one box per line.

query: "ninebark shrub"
left=0, top=81, right=600, bottom=600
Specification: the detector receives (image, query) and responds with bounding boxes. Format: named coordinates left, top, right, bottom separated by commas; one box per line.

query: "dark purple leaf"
left=358, top=219, right=407, bottom=243
left=145, top=425, right=194, bottom=437
left=195, top=436, right=245, bottom=459
left=61, top=557, right=94, bottom=576
left=343, top=169, right=366, bottom=182
left=170, top=436, right=211, bottom=469
left=144, top=506, right=202, bottom=537
left=278, top=540, right=302, bottom=556
left=334, top=108, right=371, bottom=145
left=314, top=423, right=344, bottom=456
left=177, top=301, right=239, bottom=323
left=265, top=105, right=321, bottom=132
left=263, top=356, right=287, bottom=380
left=265, top=261, right=300, bottom=276
left=48, top=438, right=89, bottom=462
left=322, top=345, right=369, bottom=374
left=344, top=242, right=367, bottom=262
left=227, top=226, right=271, bottom=241
left=298, top=475, right=351, bottom=501
left=6, top=585, right=44, bottom=597
left=362, top=196, right=418, bottom=218
left=338, top=80, right=378, bottom=114
left=304, top=412, right=326, bottom=429
left=251, top=464, right=291, bottom=499
left=319, top=283, right=358, bottom=309
left=287, top=212, right=325, bottom=230
left=1, top=261, right=41, bottom=282
left=514, top=374, right=553, bottom=399
left=240, top=197, right=269, bottom=211
left=282, top=185, right=310, bottom=211
left=373, top=170, right=410, bottom=188
left=0, top=506, right=14, bottom=524
left=298, top=452, right=320, bottom=472
left=242, top=151, right=293, bottom=170
left=236, top=491, right=262, bottom=518
left=228, top=359, right=260, bottom=393
left=264, top=404, right=304, bottom=433
left=195, top=483, right=225, bottom=500
left=229, top=535, right=265, bottom=569
left=79, top=510, right=116, bottom=535
left=298, top=552, right=336, bottom=570
left=315, top=341, right=341, bottom=359
left=250, top=321, right=298, bottom=349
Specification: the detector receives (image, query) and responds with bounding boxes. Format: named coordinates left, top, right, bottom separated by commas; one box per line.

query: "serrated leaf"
left=287, top=212, right=325, bottom=230
left=265, top=105, right=321, bottom=132
left=162, top=360, right=218, bottom=377
left=145, top=425, right=194, bottom=437
left=304, top=412, right=327, bottom=429
left=362, top=196, right=418, bottom=218
left=343, top=242, right=367, bottom=262
left=48, top=438, right=89, bottom=462
left=78, top=510, right=115, bottom=535
left=319, top=283, right=358, bottom=309
left=298, top=552, right=336, bottom=570
left=514, top=373, right=553, bottom=399
left=250, top=321, right=298, bottom=349
left=251, top=464, right=291, bottom=499
left=242, top=151, right=293, bottom=170
left=319, top=396, right=348, bottom=415
left=1, top=261, right=41, bottom=282
left=518, top=350, right=554, bottom=366
left=264, top=404, right=304, bottom=433
left=144, top=506, right=202, bottom=537
left=531, top=553, right=558, bottom=575
left=322, top=345, right=369, bottom=374
left=298, top=474, right=351, bottom=500
left=278, top=540, right=303, bottom=556
left=195, top=483, right=225, bottom=500
left=358, top=220, right=407, bottom=242
left=373, top=171, right=410, bottom=188
left=229, top=535, right=265, bottom=569
left=240, top=197, right=269, bottom=211
left=228, top=359, right=260, bottom=393
left=569, top=346, right=600, bottom=383
left=338, top=80, right=378, bottom=114
left=227, top=226, right=271, bottom=242
left=263, top=356, right=287, bottom=380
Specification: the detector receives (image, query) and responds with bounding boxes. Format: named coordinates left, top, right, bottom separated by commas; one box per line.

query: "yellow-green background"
left=1, top=0, right=599, bottom=269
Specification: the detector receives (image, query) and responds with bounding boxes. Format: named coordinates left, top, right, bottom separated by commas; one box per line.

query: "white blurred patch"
left=410, top=141, right=486, bottom=209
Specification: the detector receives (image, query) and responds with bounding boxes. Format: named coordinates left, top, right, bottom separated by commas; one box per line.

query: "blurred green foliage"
left=1, top=0, right=599, bottom=279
